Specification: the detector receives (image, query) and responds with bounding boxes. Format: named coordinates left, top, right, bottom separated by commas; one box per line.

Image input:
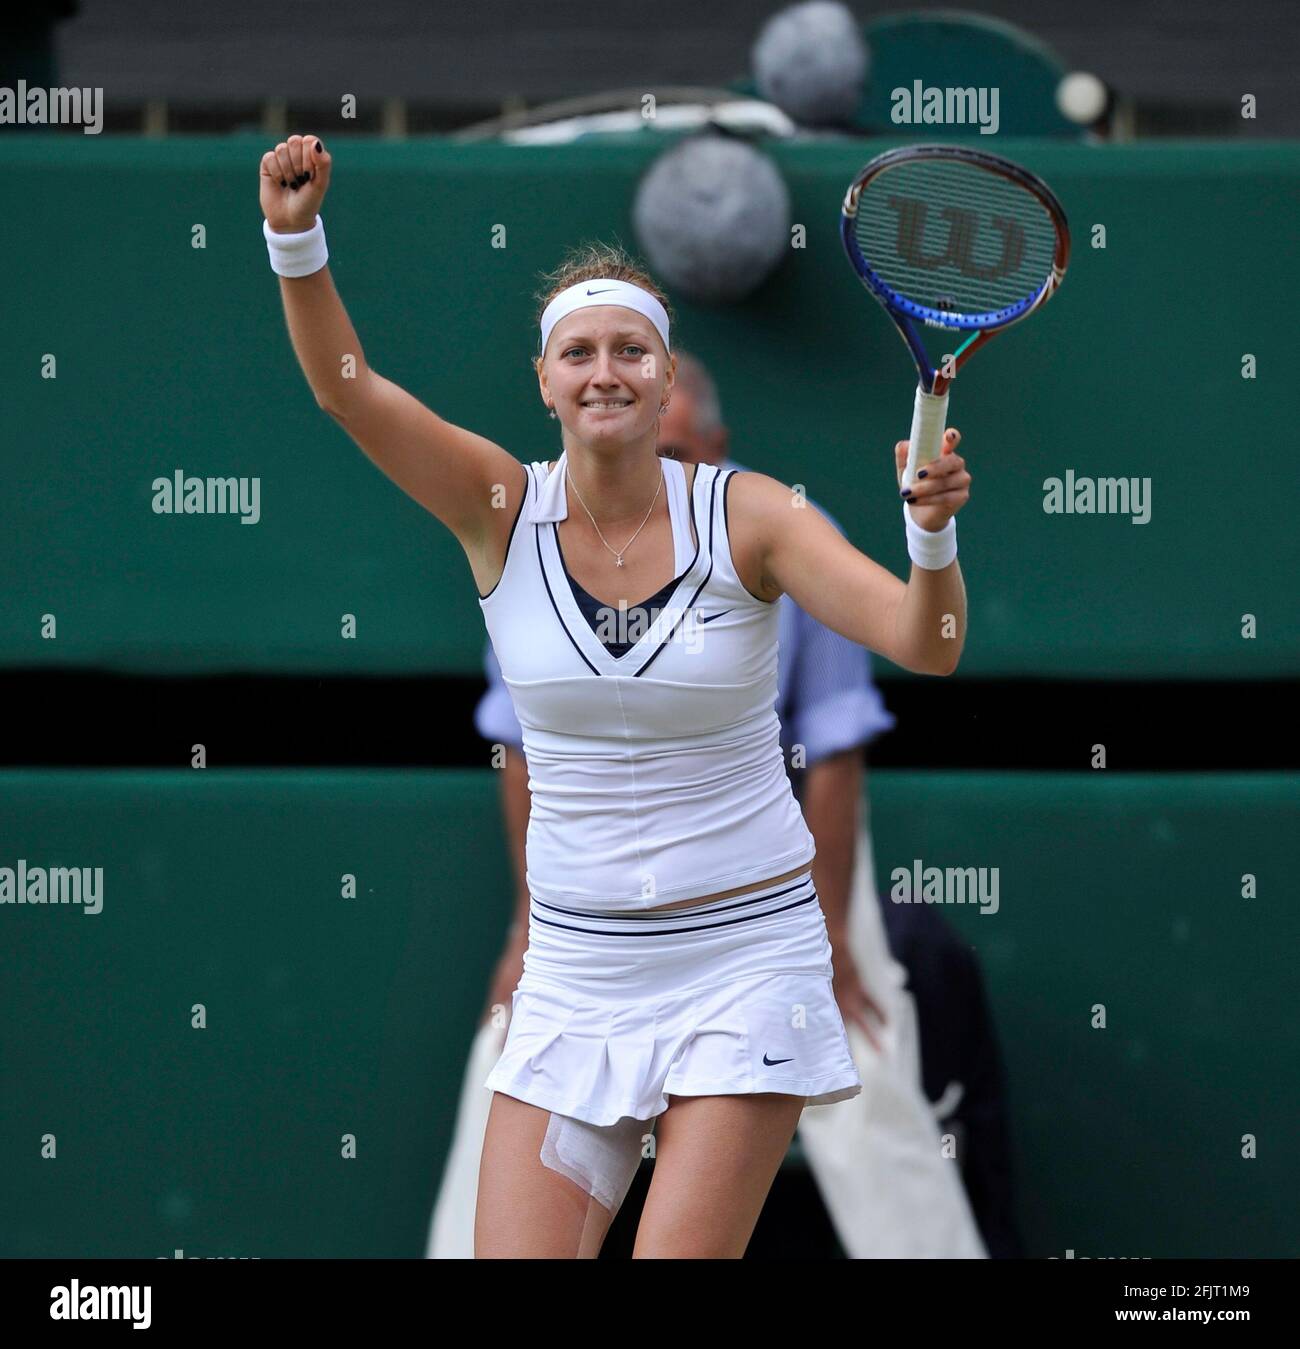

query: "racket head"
left=841, top=144, right=1070, bottom=392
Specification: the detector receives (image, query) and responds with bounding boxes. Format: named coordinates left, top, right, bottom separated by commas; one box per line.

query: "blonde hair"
left=531, top=240, right=676, bottom=374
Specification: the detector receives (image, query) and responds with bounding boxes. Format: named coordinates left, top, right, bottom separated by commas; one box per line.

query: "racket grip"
left=902, top=385, right=949, bottom=492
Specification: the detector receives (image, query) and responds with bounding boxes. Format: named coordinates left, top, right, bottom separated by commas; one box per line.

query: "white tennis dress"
left=478, top=451, right=862, bottom=1125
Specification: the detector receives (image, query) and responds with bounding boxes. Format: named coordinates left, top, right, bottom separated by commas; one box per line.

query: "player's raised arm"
left=732, top=437, right=969, bottom=676
left=259, top=134, right=518, bottom=550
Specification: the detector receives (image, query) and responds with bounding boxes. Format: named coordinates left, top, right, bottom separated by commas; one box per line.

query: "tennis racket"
left=840, top=145, right=1070, bottom=491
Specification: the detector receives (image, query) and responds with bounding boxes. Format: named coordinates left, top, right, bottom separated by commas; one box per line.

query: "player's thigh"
left=632, top=1092, right=804, bottom=1259
left=475, top=1091, right=616, bottom=1259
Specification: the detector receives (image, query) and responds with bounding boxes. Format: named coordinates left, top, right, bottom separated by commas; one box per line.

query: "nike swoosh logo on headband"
left=586, top=287, right=616, bottom=295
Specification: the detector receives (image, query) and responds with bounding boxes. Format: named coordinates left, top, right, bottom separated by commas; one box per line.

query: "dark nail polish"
left=901, top=489, right=912, bottom=499
left=315, top=140, right=323, bottom=152
left=280, top=178, right=287, bottom=187
left=917, top=470, right=928, bottom=479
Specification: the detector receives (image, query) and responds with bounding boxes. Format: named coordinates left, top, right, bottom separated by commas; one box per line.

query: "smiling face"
left=536, top=306, right=673, bottom=445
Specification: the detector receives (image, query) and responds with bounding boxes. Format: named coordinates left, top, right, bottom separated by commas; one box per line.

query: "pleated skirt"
left=484, top=871, right=863, bottom=1127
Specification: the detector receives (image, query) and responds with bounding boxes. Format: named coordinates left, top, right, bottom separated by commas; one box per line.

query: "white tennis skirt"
left=484, top=871, right=863, bottom=1127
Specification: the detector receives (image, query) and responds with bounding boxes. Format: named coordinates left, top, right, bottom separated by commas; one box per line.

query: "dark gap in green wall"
left=1, top=672, right=1290, bottom=771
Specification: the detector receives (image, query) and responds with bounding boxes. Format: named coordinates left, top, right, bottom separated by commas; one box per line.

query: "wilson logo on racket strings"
left=888, top=197, right=1026, bottom=282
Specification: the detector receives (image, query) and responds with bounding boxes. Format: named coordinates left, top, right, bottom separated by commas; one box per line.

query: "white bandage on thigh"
left=540, top=1111, right=651, bottom=1215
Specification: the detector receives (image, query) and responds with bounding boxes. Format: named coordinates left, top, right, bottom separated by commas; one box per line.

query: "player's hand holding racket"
left=894, top=425, right=969, bottom=534
left=259, top=133, right=332, bottom=233
left=841, top=145, right=1070, bottom=529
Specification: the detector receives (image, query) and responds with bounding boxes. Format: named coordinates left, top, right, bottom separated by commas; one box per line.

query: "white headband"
left=539, top=278, right=671, bottom=358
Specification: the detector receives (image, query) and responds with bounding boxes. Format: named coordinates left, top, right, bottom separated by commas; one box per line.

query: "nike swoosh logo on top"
left=698, top=609, right=733, bottom=624
left=586, top=287, right=616, bottom=295
left=763, top=1054, right=794, bottom=1066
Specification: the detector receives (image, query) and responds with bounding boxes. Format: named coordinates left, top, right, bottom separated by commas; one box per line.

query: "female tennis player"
left=261, top=135, right=970, bottom=1259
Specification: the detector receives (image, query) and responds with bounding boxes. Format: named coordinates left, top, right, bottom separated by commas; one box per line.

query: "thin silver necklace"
left=565, top=461, right=663, bottom=568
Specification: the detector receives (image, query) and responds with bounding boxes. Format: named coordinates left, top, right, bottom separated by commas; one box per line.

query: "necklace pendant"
left=615, top=555, right=625, bottom=567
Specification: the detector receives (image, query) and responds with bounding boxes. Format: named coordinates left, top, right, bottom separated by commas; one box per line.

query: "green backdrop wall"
left=3, top=135, right=1296, bottom=1260
left=1, top=137, right=1296, bottom=677
left=1, top=770, right=1294, bottom=1258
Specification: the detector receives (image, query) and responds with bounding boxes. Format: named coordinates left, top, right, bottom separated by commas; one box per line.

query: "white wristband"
left=904, top=503, right=957, bottom=569
left=263, top=215, right=328, bottom=278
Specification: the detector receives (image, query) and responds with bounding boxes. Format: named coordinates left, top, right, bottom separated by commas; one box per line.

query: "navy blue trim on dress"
left=531, top=875, right=816, bottom=921
left=536, top=503, right=601, bottom=675
left=528, top=891, right=818, bottom=937
left=722, top=467, right=778, bottom=606
left=556, top=458, right=702, bottom=644
left=559, top=552, right=682, bottom=659
left=632, top=462, right=718, bottom=677
left=528, top=876, right=819, bottom=936
left=536, top=458, right=710, bottom=676
left=477, top=459, right=532, bottom=602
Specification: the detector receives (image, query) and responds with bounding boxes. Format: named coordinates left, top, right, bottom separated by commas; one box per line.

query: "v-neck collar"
left=535, top=456, right=710, bottom=675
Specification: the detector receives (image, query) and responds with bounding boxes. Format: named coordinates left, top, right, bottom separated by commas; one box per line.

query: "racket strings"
left=855, top=160, right=1058, bottom=316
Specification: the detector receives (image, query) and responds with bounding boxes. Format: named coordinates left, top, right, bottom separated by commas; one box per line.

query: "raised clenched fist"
left=259, top=134, right=332, bottom=234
